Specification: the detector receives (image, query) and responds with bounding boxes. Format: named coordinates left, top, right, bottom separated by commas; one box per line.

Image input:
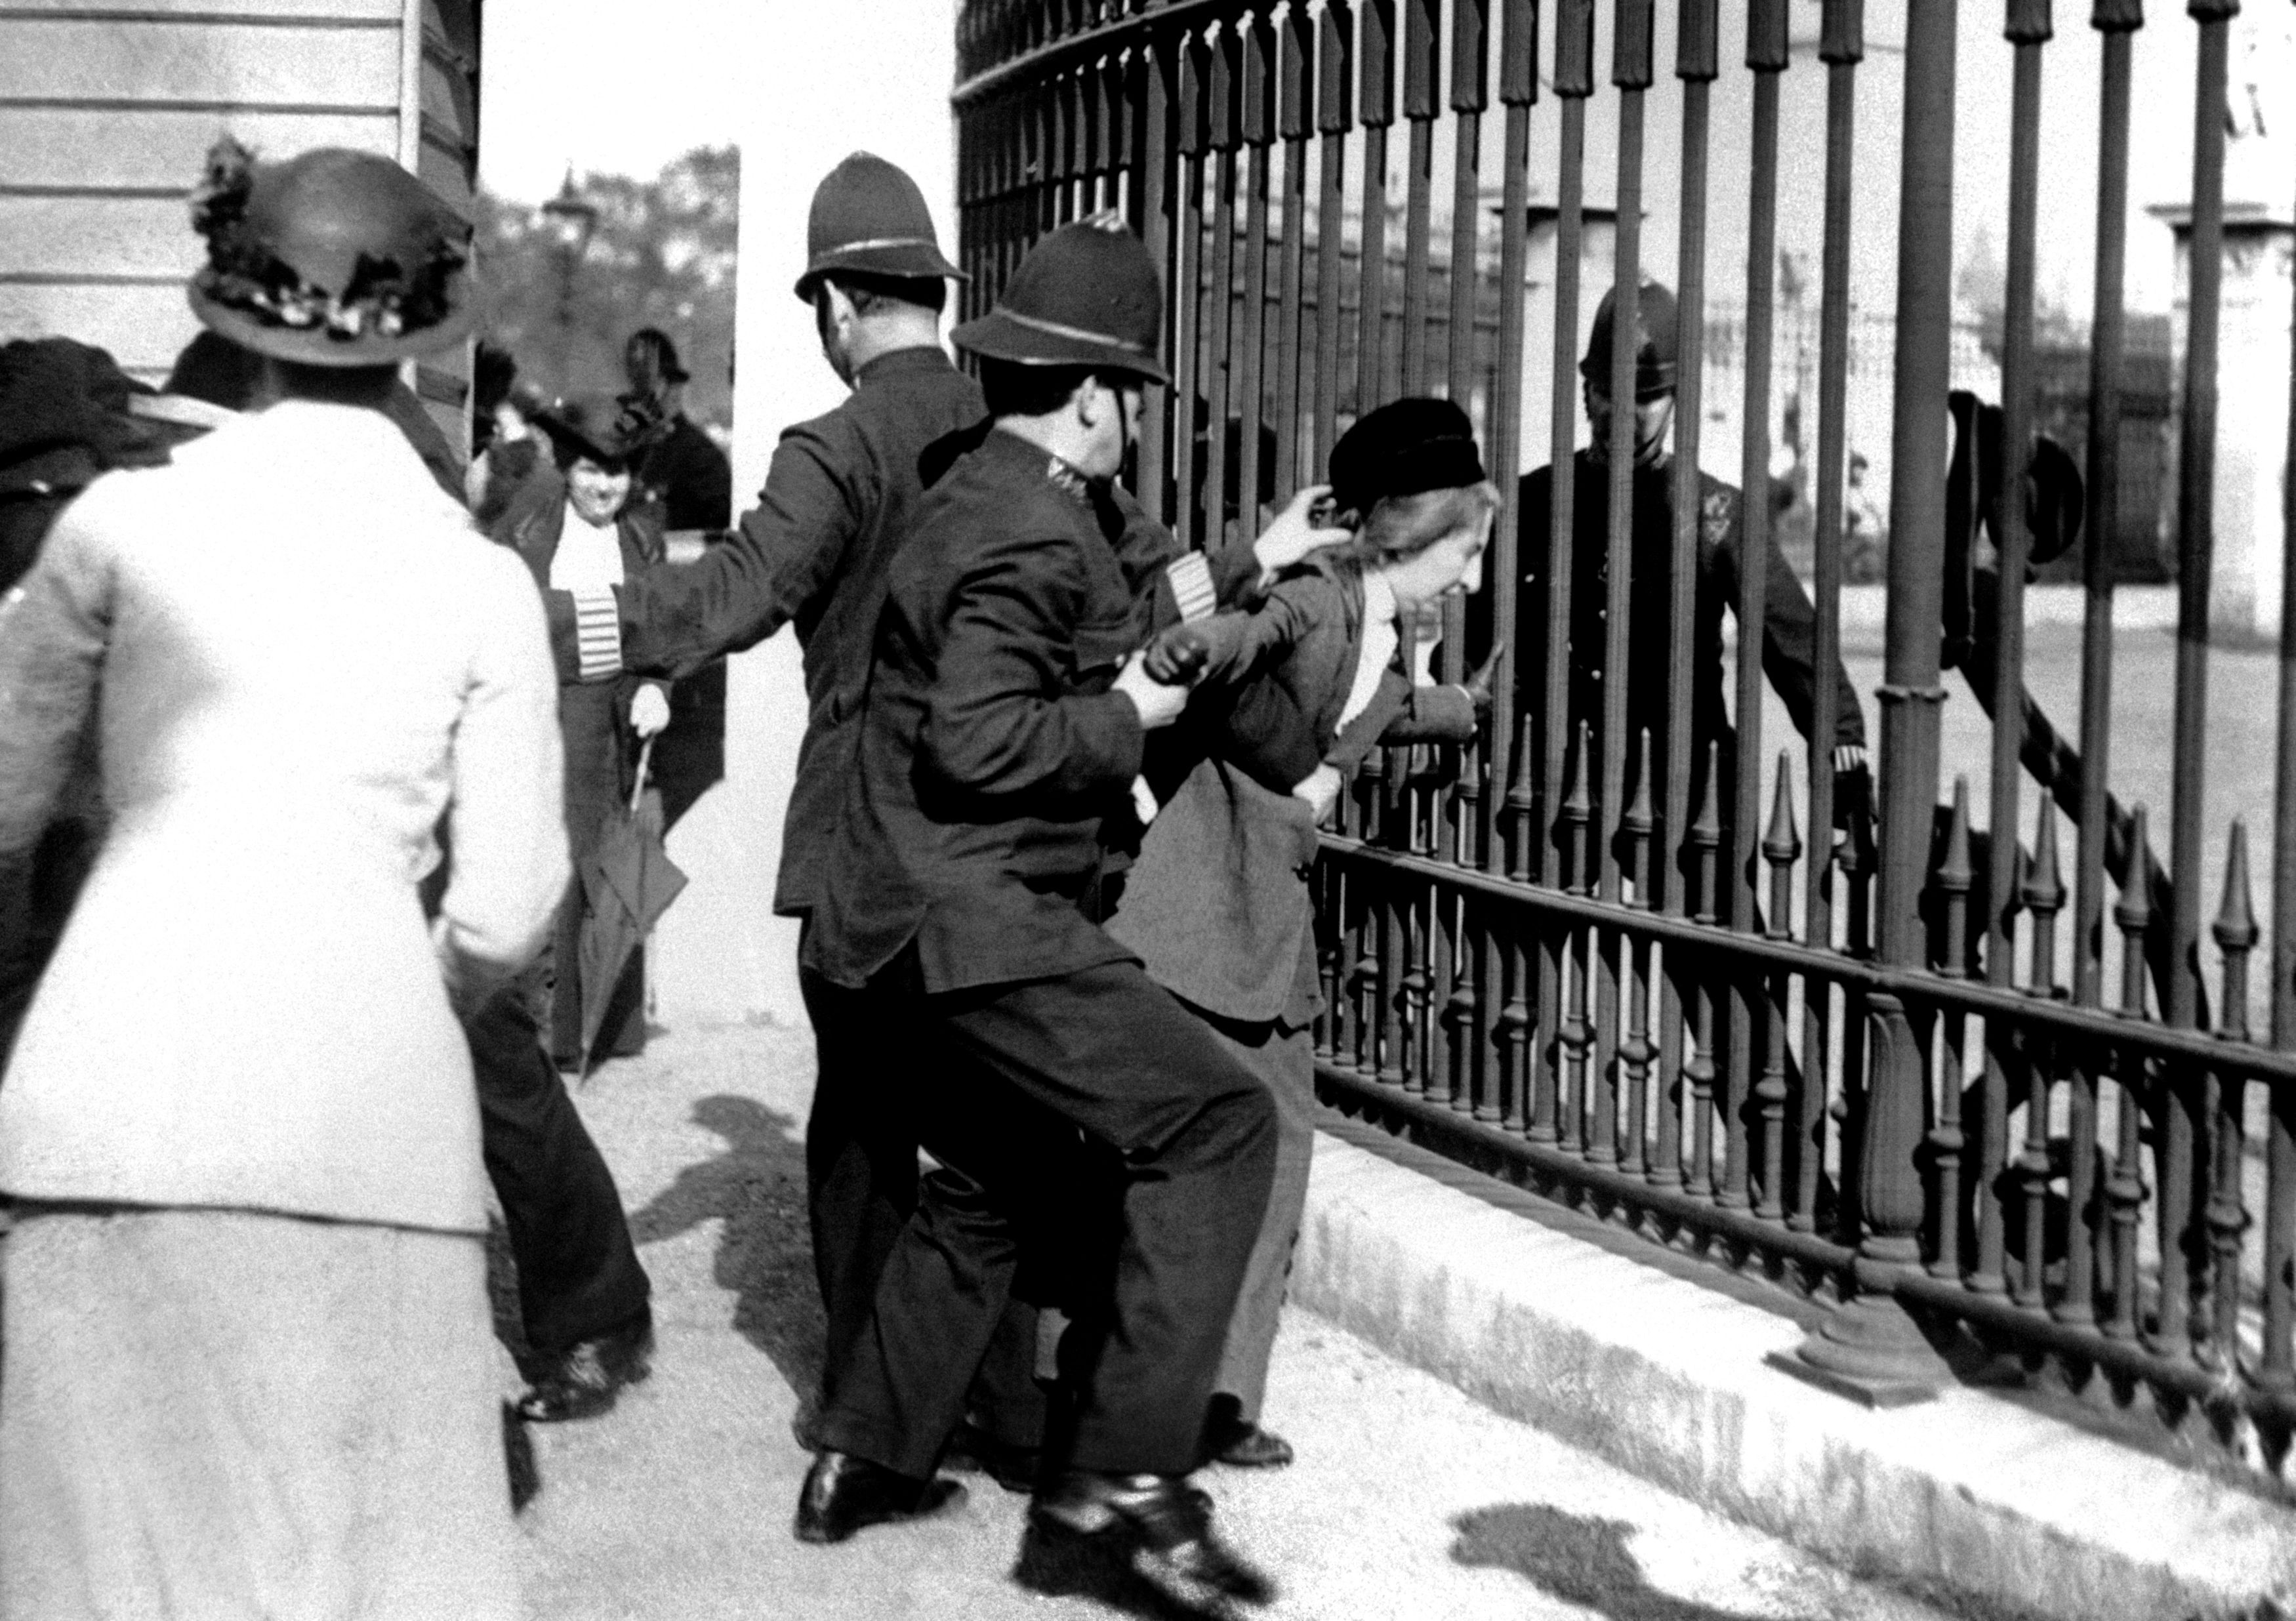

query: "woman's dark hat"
left=1328, top=397, right=1486, bottom=517
left=951, top=220, right=1169, bottom=385
left=794, top=152, right=966, bottom=302
left=535, top=393, right=659, bottom=469
left=186, top=138, right=474, bottom=366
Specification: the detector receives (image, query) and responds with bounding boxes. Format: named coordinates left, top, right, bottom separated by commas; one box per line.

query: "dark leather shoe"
left=1202, top=1394, right=1294, bottom=1469
left=516, top=1316, right=653, bottom=1424
left=1211, top=1420, right=1294, bottom=1469
left=1033, top=1472, right=1273, bottom=1609
left=947, top=1419, right=1041, bottom=1494
left=794, top=1449, right=965, bottom=1544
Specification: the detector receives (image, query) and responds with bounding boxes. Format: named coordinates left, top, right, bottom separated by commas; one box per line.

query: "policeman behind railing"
left=1480, top=278, right=1870, bottom=883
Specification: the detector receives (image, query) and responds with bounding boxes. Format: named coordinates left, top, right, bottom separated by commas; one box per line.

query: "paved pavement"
left=509, top=1019, right=1964, bottom=1621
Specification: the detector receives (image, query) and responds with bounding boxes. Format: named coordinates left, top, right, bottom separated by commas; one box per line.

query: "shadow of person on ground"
left=1452, top=1503, right=1809, bottom=1621
left=626, top=1093, right=825, bottom=1403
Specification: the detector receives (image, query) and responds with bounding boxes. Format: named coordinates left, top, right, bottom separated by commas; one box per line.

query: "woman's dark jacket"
left=488, top=468, right=668, bottom=857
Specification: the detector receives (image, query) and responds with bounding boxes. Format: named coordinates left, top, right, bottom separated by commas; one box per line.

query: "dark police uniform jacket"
left=804, top=426, right=1156, bottom=993
left=1488, top=451, right=1864, bottom=815
left=541, top=346, right=985, bottom=916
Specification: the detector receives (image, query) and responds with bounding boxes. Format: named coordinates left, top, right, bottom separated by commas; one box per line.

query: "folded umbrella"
left=576, top=735, right=687, bottom=1075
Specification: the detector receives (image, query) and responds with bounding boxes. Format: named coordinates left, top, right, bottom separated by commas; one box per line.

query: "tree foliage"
left=474, top=146, right=738, bottom=427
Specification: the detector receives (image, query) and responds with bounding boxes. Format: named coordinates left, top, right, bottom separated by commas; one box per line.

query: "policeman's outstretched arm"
left=1714, top=508, right=1868, bottom=755
left=615, top=426, right=861, bottom=681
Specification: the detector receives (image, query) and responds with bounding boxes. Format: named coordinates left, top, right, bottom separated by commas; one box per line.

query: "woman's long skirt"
left=0, top=1202, right=520, bottom=1621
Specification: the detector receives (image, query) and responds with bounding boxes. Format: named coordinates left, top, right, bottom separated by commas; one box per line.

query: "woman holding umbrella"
left=489, top=394, right=674, bottom=1069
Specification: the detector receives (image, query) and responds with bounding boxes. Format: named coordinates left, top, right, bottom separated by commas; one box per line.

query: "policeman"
left=529, top=153, right=984, bottom=1413
left=1497, top=279, right=1867, bottom=858
left=794, top=221, right=1280, bottom=1612
left=622, top=327, right=731, bottom=534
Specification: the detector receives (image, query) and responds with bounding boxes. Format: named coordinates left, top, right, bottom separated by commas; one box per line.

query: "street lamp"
left=539, top=165, right=599, bottom=387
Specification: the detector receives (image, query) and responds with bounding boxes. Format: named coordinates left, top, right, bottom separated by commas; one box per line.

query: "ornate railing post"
left=1782, top=0, right=1960, bottom=1405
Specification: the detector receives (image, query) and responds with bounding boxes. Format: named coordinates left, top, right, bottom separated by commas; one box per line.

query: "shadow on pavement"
left=1450, top=1503, right=1807, bottom=1621
left=626, top=1093, right=826, bottom=1403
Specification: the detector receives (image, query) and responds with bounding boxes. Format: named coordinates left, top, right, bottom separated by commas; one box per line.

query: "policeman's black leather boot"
left=514, top=1311, right=653, bottom=1423
left=793, top=1450, right=966, bottom=1544
left=1031, top=1470, right=1274, bottom=1610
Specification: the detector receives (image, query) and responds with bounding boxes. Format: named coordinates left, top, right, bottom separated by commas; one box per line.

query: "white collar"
left=1361, top=568, right=1399, bottom=628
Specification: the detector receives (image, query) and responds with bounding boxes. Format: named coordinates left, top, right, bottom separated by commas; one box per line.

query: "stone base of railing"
left=1772, top=1284, right=1954, bottom=1410
left=1296, top=1102, right=2296, bottom=1621
left=1765, top=1343, right=1940, bottom=1410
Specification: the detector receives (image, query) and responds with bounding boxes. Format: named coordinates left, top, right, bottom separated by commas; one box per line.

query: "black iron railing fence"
left=953, top=0, right=2296, bottom=1475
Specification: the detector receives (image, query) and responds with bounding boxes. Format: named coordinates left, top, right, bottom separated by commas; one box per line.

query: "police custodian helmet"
left=949, top=220, right=1170, bottom=386
left=1580, top=279, right=1682, bottom=400
left=794, top=152, right=966, bottom=302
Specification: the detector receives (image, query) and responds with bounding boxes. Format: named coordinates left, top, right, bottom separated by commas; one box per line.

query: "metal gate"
left=953, top=0, right=2296, bottom=1474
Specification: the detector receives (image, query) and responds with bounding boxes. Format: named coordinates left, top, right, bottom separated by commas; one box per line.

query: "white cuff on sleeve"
left=1166, top=553, right=1216, bottom=623
left=569, top=587, right=623, bottom=682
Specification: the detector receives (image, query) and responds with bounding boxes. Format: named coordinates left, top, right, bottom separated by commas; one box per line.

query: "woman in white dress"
left=0, top=139, right=565, bottom=1618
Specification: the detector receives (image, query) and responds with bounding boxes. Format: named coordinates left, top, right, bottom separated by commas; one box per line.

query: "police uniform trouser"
left=462, top=978, right=652, bottom=1355
left=817, top=956, right=1279, bottom=1481
left=802, top=946, right=1068, bottom=1447
left=798, top=960, right=924, bottom=1396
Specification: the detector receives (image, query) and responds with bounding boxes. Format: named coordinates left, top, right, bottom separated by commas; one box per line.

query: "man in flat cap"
left=792, top=220, right=1281, bottom=1612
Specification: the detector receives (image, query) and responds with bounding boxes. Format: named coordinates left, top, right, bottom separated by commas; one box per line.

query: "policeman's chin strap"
left=1582, top=405, right=1671, bottom=470
left=1585, top=441, right=1671, bottom=472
